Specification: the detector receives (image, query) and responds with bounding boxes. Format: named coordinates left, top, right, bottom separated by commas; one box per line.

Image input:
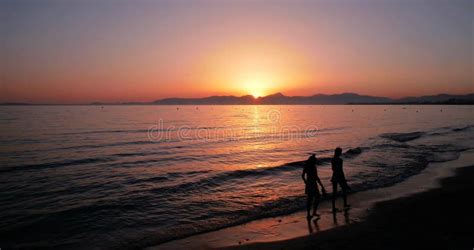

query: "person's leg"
left=342, top=184, right=349, bottom=207
left=307, top=194, right=313, bottom=218
left=332, top=182, right=338, bottom=213
left=312, top=193, right=320, bottom=216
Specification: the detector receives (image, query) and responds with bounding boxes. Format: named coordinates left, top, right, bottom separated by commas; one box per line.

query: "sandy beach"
left=150, top=150, right=474, bottom=250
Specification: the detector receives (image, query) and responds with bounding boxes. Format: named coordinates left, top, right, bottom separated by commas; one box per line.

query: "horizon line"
left=1, top=92, right=473, bottom=106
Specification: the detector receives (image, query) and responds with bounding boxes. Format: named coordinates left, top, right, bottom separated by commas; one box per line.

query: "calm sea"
left=0, top=105, right=473, bottom=248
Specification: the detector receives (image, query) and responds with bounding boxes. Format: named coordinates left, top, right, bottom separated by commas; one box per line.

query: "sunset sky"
left=1, top=0, right=473, bottom=103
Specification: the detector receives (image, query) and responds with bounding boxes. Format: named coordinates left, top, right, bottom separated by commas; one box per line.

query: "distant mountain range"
left=151, top=93, right=474, bottom=105
left=1, top=93, right=473, bottom=105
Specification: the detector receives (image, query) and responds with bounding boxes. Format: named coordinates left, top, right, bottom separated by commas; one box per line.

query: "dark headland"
left=152, top=93, right=474, bottom=105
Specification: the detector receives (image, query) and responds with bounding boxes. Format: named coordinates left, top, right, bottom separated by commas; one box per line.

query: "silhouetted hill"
left=309, top=93, right=392, bottom=104
left=394, top=93, right=474, bottom=104
left=152, top=92, right=474, bottom=105
left=153, top=95, right=255, bottom=105
left=253, top=92, right=392, bottom=104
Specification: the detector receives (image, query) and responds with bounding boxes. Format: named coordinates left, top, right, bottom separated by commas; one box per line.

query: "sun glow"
left=193, top=40, right=313, bottom=99
left=243, top=76, right=274, bottom=98
left=251, top=93, right=260, bottom=99
left=246, top=83, right=267, bottom=98
left=250, top=90, right=264, bottom=98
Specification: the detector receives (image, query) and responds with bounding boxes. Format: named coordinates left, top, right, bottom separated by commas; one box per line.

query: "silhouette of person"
left=331, top=147, right=350, bottom=213
left=302, top=154, right=326, bottom=219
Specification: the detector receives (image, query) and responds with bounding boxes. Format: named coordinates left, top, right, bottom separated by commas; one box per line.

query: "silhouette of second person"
left=331, top=147, right=350, bottom=213
left=302, top=154, right=326, bottom=219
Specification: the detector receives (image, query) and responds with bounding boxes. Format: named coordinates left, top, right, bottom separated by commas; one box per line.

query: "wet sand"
left=149, top=150, right=474, bottom=250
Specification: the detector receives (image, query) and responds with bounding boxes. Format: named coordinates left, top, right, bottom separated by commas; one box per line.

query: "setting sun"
left=242, top=76, right=275, bottom=98
left=248, top=86, right=266, bottom=98
left=246, top=84, right=267, bottom=98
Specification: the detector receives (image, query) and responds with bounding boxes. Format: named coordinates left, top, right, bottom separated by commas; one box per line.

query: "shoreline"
left=148, top=150, right=474, bottom=250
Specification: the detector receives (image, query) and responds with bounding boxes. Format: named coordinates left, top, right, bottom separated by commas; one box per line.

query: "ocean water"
left=0, top=105, right=473, bottom=249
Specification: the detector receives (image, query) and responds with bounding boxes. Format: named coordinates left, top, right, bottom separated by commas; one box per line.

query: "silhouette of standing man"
left=302, top=154, right=326, bottom=219
left=331, top=147, right=350, bottom=213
